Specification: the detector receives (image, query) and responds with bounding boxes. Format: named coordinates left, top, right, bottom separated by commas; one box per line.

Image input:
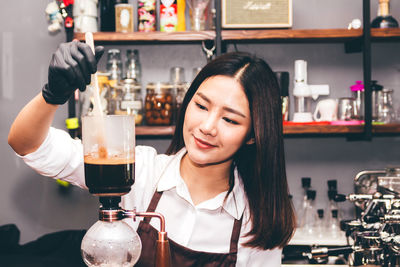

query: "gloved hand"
left=42, top=40, right=104, bottom=105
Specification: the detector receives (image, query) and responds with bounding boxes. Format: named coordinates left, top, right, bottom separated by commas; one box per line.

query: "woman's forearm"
left=8, top=93, right=59, bottom=156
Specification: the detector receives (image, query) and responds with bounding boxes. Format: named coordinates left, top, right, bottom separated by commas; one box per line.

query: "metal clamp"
left=202, top=40, right=216, bottom=61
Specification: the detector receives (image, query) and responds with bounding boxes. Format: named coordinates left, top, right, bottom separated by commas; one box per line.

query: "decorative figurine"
left=45, top=1, right=64, bottom=33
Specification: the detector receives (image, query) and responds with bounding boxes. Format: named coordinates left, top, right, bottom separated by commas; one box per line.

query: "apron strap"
left=229, top=215, right=243, bottom=254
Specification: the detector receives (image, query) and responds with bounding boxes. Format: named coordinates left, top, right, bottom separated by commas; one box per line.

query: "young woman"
left=8, top=41, right=295, bottom=266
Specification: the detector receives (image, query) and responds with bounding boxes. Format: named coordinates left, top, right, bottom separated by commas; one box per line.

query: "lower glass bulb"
left=81, top=220, right=142, bottom=267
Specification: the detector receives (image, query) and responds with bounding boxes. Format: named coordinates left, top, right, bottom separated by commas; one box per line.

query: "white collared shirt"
left=20, top=127, right=282, bottom=266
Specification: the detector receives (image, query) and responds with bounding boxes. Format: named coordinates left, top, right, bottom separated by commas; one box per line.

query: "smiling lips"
left=194, top=136, right=216, bottom=149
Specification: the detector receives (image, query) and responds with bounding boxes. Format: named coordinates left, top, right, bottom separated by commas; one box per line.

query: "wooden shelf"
left=74, top=28, right=400, bottom=44
left=136, top=126, right=175, bottom=136
left=283, top=124, right=364, bottom=135
left=135, top=124, right=400, bottom=137
left=372, top=123, right=400, bottom=133
left=283, top=124, right=400, bottom=135
left=371, top=28, right=400, bottom=40
left=74, top=31, right=215, bottom=42
left=221, top=28, right=363, bottom=42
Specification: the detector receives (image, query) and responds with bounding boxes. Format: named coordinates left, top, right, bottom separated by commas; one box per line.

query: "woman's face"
left=183, top=75, right=253, bottom=166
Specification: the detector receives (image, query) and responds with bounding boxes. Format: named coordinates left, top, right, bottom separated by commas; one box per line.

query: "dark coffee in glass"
left=84, top=156, right=135, bottom=196
left=82, top=115, right=136, bottom=197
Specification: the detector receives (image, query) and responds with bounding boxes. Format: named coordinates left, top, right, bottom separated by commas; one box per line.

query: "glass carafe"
left=81, top=115, right=135, bottom=196
left=378, top=88, right=395, bottom=123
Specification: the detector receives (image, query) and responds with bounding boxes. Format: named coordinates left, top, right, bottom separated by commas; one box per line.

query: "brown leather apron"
left=136, top=191, right=243, bottom=267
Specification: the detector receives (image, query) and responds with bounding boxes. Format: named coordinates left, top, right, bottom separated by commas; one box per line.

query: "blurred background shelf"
left=74, top=31, right=216, bottom=43
left=74, top=28, right=400, bottom=44
left=135, top=124, right=400, bottom=137
left=221, top=28, right=363, bottom=43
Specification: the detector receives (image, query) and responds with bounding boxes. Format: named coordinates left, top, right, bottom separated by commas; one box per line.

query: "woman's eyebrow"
left=196, top=92, right=246, bottom=118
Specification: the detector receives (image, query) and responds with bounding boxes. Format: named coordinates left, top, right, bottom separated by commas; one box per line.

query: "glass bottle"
left=350, top=81, right=364, bottom=120
left=125, top=49, right=142, bottom=84
left=175, top=83, right=189, bottom=121
left=275, top=71, right=290, bottom=122
left=299, top=190, right=317, bottom=238
left=371, top=80, right=383, bottom=122
left=170, top=67, right=186, bottom=123
left=327, top=179, right=343, bottom=226
left=298, top=177, right=311, bottom=226
left=328, top=209, right=342, bottom=239
left=100, top=0, right=116, bottom=31
left=316, top=209, right=326, bottom=239
left=371, top=0, right=399, bottom=28
left=117, top=79, right=144, bottom=125
left=378, top=89, right=395, bottom=124
left=106, top=49, right=123, bottom=85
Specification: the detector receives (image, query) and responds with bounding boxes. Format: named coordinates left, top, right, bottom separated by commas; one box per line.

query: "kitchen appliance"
left=292, top=60, right=330, bottom=122
left=354, top=167, right=400, bottom=195
left=80, top=115, right=171, bottom=267
left=305, top=191, right=400, bottom=266
left=303, top=167, right=400, bottom=266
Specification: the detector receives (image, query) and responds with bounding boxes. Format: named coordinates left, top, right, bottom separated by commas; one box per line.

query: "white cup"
left=313, top=99, right=338, bottom=122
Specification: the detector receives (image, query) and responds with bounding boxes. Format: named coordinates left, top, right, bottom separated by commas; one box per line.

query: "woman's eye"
left=223, top=117, right=239, bottom=125
left=195, top=103, right=207, bottom=111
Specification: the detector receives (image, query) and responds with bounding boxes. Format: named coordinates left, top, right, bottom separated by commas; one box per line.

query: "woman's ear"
left=246, top=137, right=255, bottom=145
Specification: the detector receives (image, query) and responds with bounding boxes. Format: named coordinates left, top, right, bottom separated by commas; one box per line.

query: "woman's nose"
left=199, top=113, right=218, bottom=136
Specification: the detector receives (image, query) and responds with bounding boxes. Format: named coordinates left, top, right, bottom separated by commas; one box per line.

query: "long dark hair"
left=166, top=52, right=295, bottom=249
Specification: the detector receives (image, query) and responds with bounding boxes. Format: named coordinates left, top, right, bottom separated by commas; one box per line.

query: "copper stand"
left=99, top=207, right=171, bottom=267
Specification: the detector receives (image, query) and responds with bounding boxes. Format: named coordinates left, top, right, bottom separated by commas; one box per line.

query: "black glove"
left=42, top=40, right=104, bottom=105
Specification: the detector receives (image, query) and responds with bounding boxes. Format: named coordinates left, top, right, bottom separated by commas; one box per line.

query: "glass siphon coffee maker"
left=80, top=115, right=171, bottom=267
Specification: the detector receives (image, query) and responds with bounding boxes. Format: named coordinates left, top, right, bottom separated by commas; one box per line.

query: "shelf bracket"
left=202, top=40, right=216, bottom=61
left=344, top=38, right=362, bottom=54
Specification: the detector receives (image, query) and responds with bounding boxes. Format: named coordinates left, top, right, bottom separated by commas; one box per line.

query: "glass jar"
left=174, top=83, right=189, bottom=121
left=378, top=88, right=395, bottom=123
left=145, top=82, right=173, bottom=125
left=106, top=49, right=123, bottom=84
left=105, top=81, right=123, bottom=115
left=115, top=79, right=143, bottom=125
left=125, top=49, right=141, bottom=83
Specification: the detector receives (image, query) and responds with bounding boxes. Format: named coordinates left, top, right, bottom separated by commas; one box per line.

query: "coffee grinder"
left=80, top=115, right=171, bottom=267
left=293, top=60, right=330, bottom=122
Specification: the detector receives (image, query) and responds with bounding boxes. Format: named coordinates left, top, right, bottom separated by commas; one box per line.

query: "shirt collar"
left=156, top=148, right=246, bottom=220
left=156, top=148, right=187, bottom=192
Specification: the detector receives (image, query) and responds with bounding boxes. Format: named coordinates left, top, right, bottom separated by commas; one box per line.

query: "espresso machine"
left=80, top=115, right=171, bottom=267
left=303, top=167, right=400, bottom=266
